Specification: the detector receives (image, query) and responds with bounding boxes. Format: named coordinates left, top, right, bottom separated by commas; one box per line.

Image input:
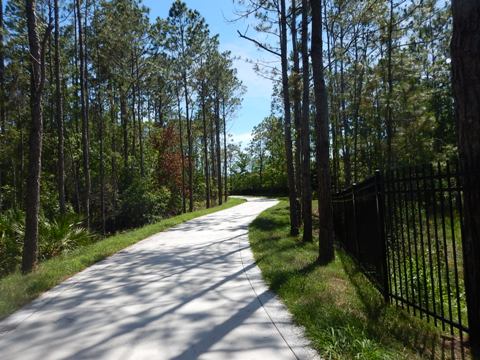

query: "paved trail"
left=0, top=198, right=319, bottom=360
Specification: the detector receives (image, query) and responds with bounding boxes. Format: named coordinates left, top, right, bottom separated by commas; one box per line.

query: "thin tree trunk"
left=0, top=0, right=5, bottom=211
left=451, top=0, right=480, bottom=350
left=222, top=98, right=228, bottom=203
left=183, top=71, right=193, bottom=212
left=324, top=0, right=339, bottom=191
left=352, top=33, right=367, bottom=184
left=120, top=92, right=128, bottom=168
left=201, top=83, right=211, bottom=208
left=98, top=91, right=105, bottom=235
left=175, top=86, right=186, bottom=213
left=311, top=0, right=334, bottom=264
left=279, top=0, right=299, bottom=236
left=385, top=0, right=394, bottom=169
left=209, top=106, right=216, bottom=204
left=131, top=55, right=137, bottom=160
left=339, top=27, right=351, bottom=186
left=215, top=97, right=222, bottom=205
left=109, top=86, right=118, bottom=225
left=54, top=0, right=65, bottom=215
left=301, top=0, right=312, bottom=242
left=136, top=55, right=144, bottom=177
left=291, top=0, right=302, bottom=225
left=23, top=0, right=47, bottom=273
left=76, top=0, right=91, bottom=228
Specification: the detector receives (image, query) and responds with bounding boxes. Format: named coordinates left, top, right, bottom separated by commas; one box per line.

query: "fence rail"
left=332, top=163, right=468, bottom=343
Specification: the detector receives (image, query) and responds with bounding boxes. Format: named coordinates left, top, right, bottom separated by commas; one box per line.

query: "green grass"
left=0, top=197, right=245, bottom=319
left=249, top=200, right=469, bottom=360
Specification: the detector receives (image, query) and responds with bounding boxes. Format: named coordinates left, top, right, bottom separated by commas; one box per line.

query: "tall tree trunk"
left=201, top=83, right=210, bottom=208
left=209, top=106, right=216, bottom=204
left=385, top=0, right=394, bottom=169
left=323, top=0, right=339, bottom=191
left=23, top=0, right=47, bottom=273
left=451, top=0, right=480, bottom=351
left=311, top=0, right=334, bottom=264
left=215, top=97, right=222, bottom=205
left=291, top=0, right=302, bottom=225
left=109, top=86, right=118, bottom=226
left=352, top=33, right=367, bottom=184
left=175, top=86, right=186, bottom=213
left=98, top=91, right=105, bottom=235
left=339, top=27, right=351, bottom=186
left=222, top=98, right=228, bottom=203
left=183, top=71, right=193, bottom=212
left=301, top=0, right=312, bottom=242
left=0, top=0, right=5, bottom=211
left=54, top=0, right=65, bottom=215
left=76, top=0, right=91, bottom=228
left=120, top=92, right=128, bottom=168
left=131, top=56, right=137, bottom=160
left=280, top=0, right=299, bottom=236
left=136, top=55, right=144, bottom=177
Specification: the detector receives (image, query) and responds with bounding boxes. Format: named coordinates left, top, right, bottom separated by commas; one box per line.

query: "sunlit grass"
left=249, top=200, right=469, bottom=359
left=0, top=197, right=245, bottom=319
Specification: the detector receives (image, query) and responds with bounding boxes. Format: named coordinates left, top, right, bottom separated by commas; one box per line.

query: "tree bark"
left=301, top=0, right=312, bottom=242
left=54, top=0, right=65, bottom=215
left=280, top=0, right=299, bottom=236
left=222, top=98, right=228, bottom=203
left=76, top=0, right=91, bottom=228
left=0, top=0, right=5, bottom=211
left=451, top=0, right=480, bottom=350
left=311, top=0, right=334, bottom=263
left=385, top=0, right=394, bottom=169
left=339, top=26, right=352, bottom=186
left=136, top=55, right=144, bottom=177
left=215, top=97, right=222, bottom=205
left=183, top=71, right=193, bottom=212
left=291, top=0, right=303, bottom=225
left=175, top=85, right=186, bottom=213
left=120, top=92, right=128, bottom=168
left=23, top=0, right=47, bottom=273
left=201, top=83, right=211, bottom=208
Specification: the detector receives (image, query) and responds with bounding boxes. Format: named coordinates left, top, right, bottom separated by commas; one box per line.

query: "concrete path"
left=0, top=197, right=319, bottom=360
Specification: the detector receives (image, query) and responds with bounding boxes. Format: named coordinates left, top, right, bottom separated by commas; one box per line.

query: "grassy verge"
left=249, top=200, right=467, bottom=360
left=0, top=197, right=245, bottom=319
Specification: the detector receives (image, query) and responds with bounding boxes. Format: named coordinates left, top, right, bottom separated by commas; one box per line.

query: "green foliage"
left=0, top=210, right=24, bottom=276
left=0, top=211, right=94, bottom=277
left=117, top=176, right=173, bottom=229
left=38, top=215, right=94, bottom=261
left=231, top=115, right=288, bottom=195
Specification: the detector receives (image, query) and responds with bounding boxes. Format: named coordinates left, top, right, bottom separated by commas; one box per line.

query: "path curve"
left=0, top=197, right=319, bottom=360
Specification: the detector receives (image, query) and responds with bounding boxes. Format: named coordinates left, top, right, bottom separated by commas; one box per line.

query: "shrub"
left=0, top=210, right=24, bottom=275
left=0, top=211, right=94, bottom=277
left=117, top=178, right=172, bottom=229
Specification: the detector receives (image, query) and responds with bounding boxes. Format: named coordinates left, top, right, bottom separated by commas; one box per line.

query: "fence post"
left=352, top=183, right=360, bottom=258
left=375, top=170, right=390, bottom=302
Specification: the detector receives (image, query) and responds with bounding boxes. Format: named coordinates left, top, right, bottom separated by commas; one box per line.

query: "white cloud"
left=230, top=132, right=252, bottom=147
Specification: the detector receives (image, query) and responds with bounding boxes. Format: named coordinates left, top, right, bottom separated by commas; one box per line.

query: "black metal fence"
left=332, top=163, right=468, bottom=342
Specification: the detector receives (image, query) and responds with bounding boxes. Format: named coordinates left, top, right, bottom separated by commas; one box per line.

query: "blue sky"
left=142, top=0, right=277, bottom=146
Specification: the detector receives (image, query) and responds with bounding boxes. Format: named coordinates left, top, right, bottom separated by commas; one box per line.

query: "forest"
left=0, top=0, right=244, bottom=275
left=231, top=0, right=454, bottom=195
